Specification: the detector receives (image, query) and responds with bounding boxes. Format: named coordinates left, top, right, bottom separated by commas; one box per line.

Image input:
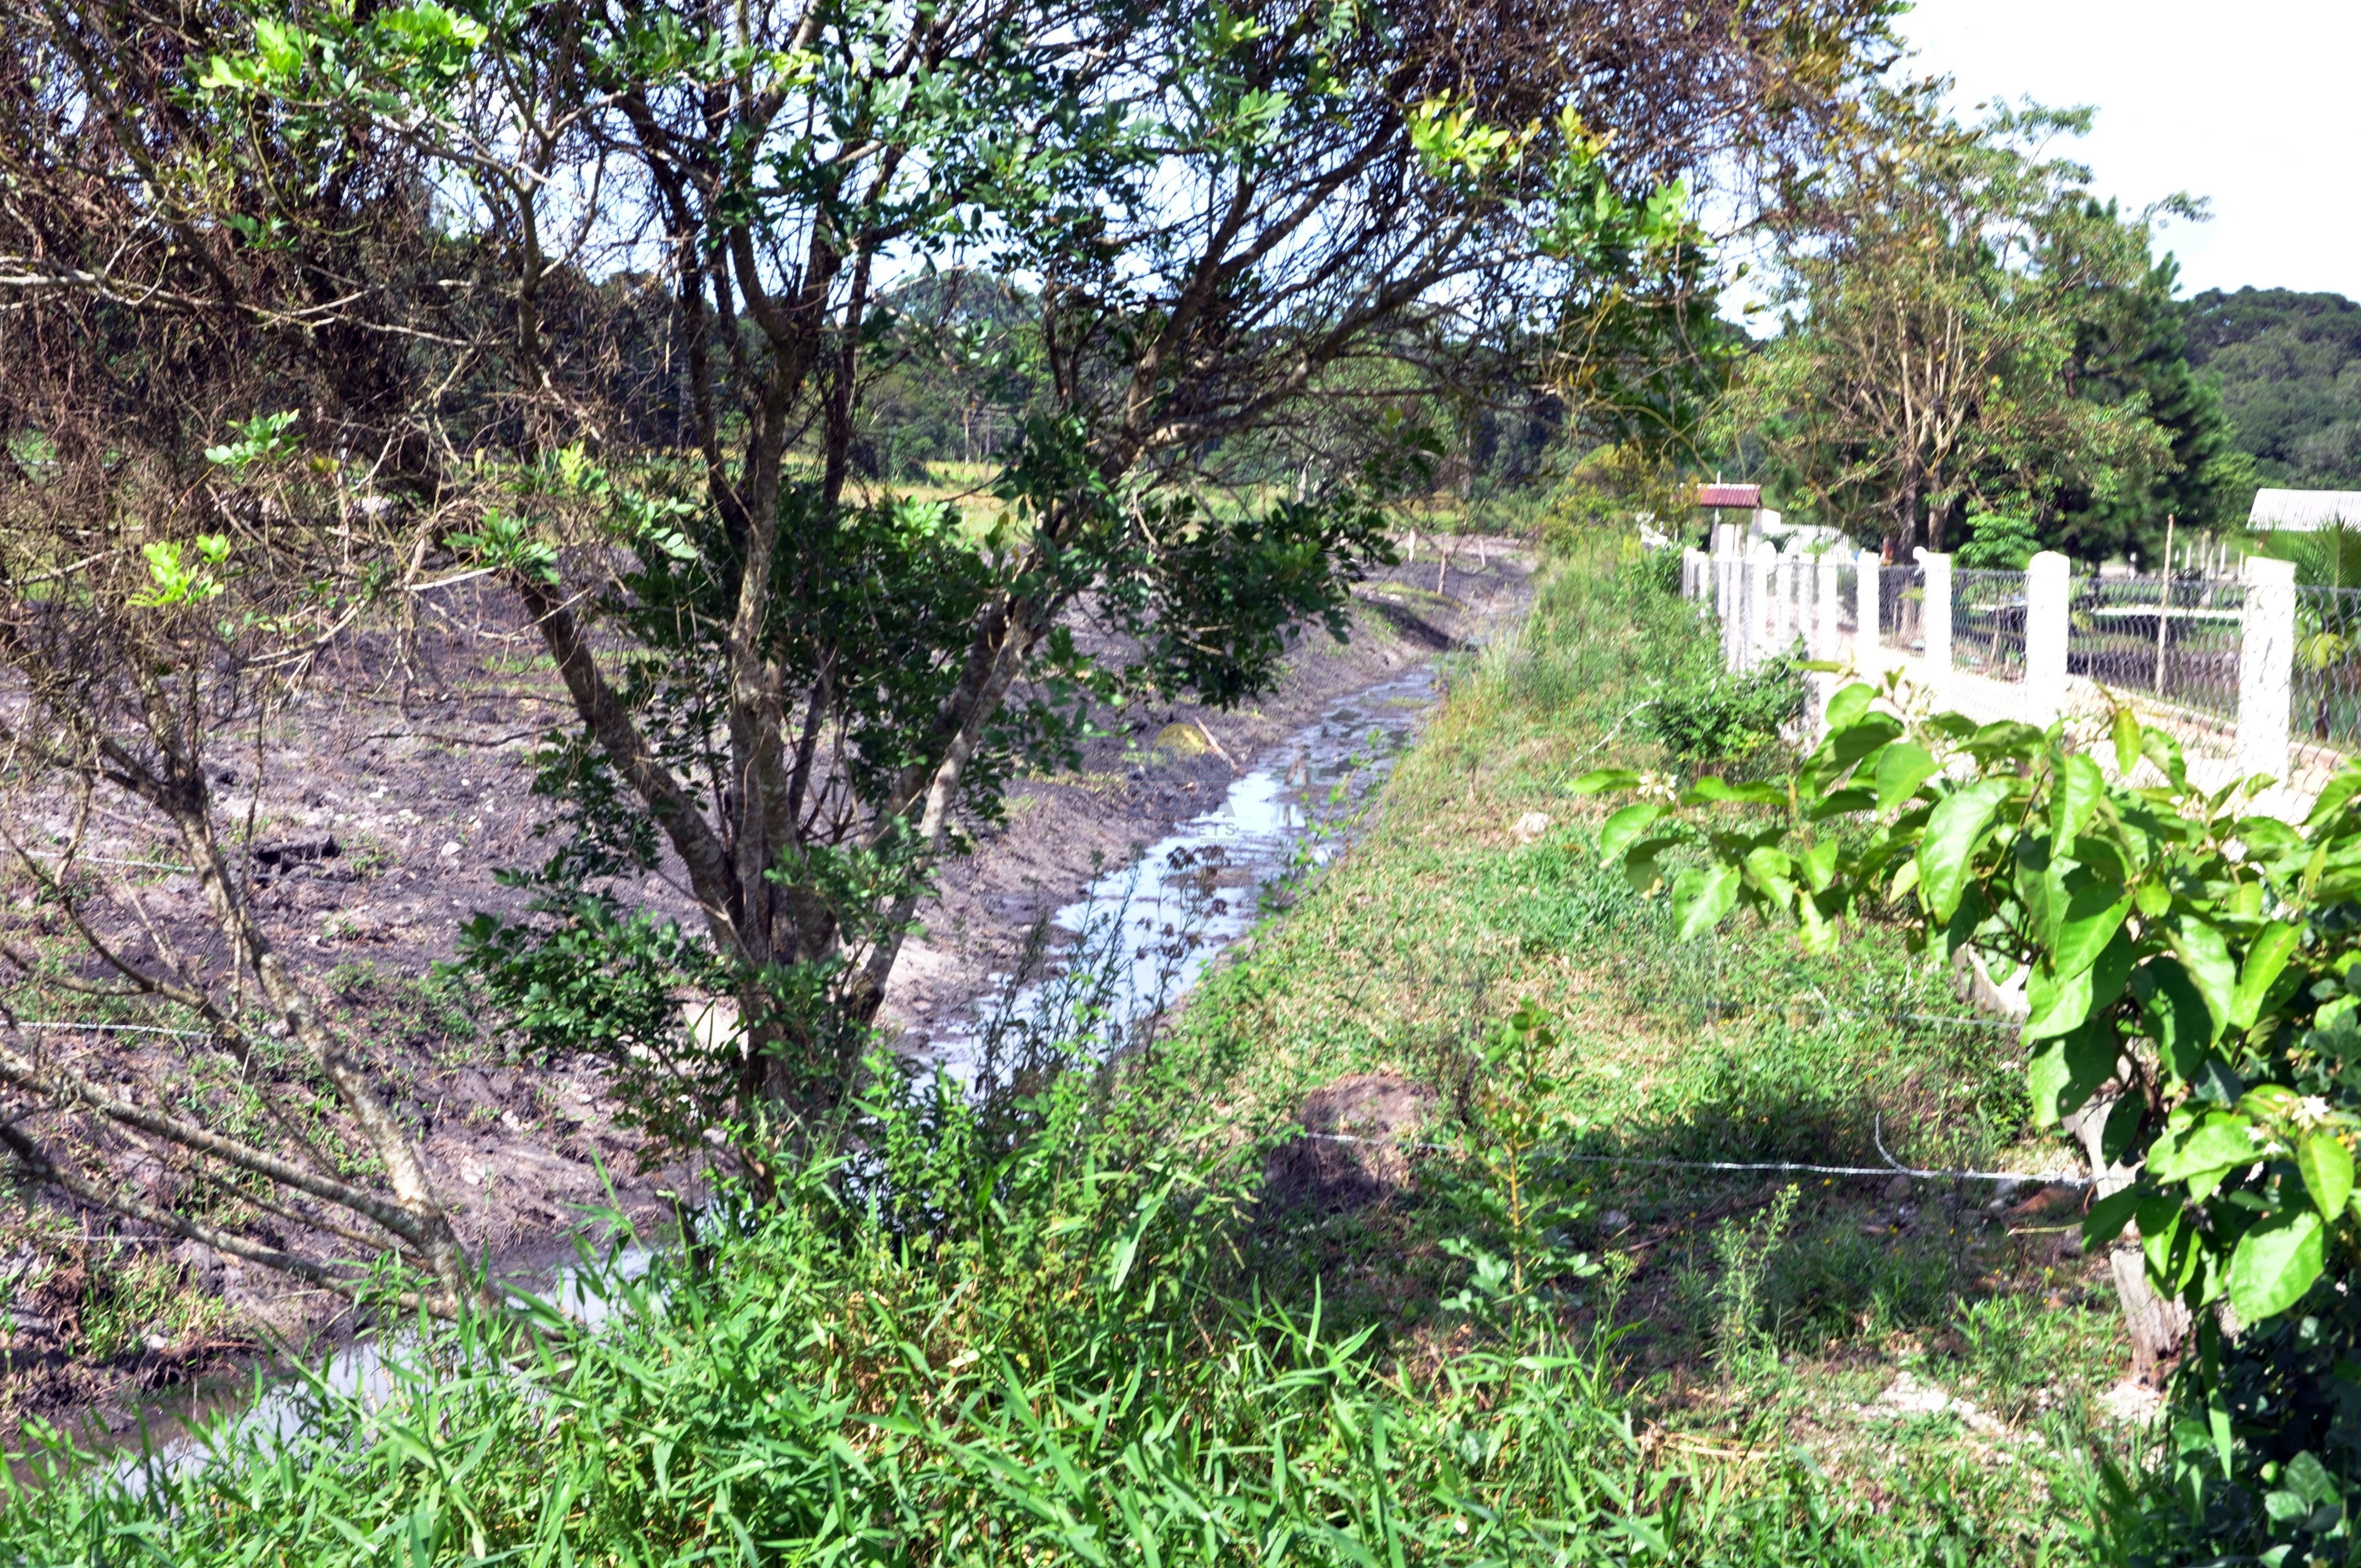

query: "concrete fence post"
left=1811, top=552, right=1844, bottom=737
left=1855, top=551, right=1882, bottom=672
left=2025, top=551, right=2071, bottom=726
left=1717, top=529, right=1742, bottom=673
left=1741, top=543, right=1773, bottom=671
left=1816, top=552, right=1842, bottom=661
left=2237, top=555, right=2297, bottom=783
left=1770, top=552, right=1792, bottom=649
left=1918, top=550, right=1953, bottom=687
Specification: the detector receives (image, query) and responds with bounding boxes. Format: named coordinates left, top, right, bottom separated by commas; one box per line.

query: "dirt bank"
left=0, top=538, right=1532, bottom=1440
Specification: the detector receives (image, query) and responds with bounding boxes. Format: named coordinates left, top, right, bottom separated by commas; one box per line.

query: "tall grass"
left=2, top=1049, right=1977, bottom=1565
left=4, top=539, right=2126, bottom=1565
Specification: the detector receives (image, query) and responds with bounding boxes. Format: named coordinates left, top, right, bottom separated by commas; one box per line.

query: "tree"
left=439, top=0, right=1900, bottom=1173
left=0, top=0, right=1899, bottom=1302
left=2047, top=243, right=2249, bottom=558
left=1580, top=679, right=2361, bottom=1555
left=1729, top=90, right=2178, bottom=557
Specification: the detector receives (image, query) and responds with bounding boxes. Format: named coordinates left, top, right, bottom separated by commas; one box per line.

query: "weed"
left=1707, top=1184, right=1798, bottom=1375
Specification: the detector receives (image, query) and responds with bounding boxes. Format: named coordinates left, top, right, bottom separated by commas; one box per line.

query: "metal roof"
left=1695, top=483, right=1762, bottom=509
left=2249, top=488, right=2361, bottom=531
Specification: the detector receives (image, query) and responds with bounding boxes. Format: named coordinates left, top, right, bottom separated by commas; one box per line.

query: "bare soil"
left=0, top=538, right=1532, bottom=1439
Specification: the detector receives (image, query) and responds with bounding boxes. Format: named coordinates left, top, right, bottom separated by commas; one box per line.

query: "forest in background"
left=2183, top=286, right=2361, bottom=493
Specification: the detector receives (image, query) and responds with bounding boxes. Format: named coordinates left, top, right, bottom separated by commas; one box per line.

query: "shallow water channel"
left=66, top=659, right=1446, bottom=1481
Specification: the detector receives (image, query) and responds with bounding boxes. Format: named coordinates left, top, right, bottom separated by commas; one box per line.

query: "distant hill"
left=2183, top=286, right=2361, bottom=489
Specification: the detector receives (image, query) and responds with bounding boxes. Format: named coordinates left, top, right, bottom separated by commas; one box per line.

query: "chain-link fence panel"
left=2294, top=585, right=2361, bottom=749
left=2069, top=575, right=2244, bottom=723
left=1951, top=569, right=2027, bottom=682
left=1880, top=564, right=1922, bottom=657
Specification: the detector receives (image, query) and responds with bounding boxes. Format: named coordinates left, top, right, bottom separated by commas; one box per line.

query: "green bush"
left=1643, top=651, right=1808, bottom=764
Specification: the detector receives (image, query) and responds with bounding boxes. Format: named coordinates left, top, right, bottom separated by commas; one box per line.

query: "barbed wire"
left=1301, top=1114, right=2087, bottom=1190
left=1630, top=996, right=2019, bottom=1033
left=7, top=1020, right=211, bottom=1038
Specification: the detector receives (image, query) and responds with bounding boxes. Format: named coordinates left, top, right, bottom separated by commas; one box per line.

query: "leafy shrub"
left=1957, top=510, right=2039, bottom=570
left=1633, top=540, right=1686, bottom=596
left=3, top=1045, right=1912, bottom=1566
left=1643, top=651, right=1808, bottom=763
left=2105, top=1272, right=2361, bottom=1565
left=1583, top=672, right=2361, bottom=1560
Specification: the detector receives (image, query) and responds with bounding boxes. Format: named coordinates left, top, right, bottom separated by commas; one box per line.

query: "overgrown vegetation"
left=7, top=540, right=2162, bottom=1562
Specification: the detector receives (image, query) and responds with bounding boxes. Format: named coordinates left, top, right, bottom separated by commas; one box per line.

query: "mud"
left=0, top=537, right=1531, bottom=1441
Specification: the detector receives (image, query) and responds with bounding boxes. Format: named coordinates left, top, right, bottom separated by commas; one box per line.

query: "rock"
left=1881, top=1173, right=1913, bottom=1202
left=1152, top=722, right=1214, bottom=758
left=2007, top=1182, right=2082, bottom=1219
left=1601, top=1209, right=1631, bottom=1232
left=1263, top=1072, right=1436, bottom=1215
left=1512, top=810, right=1551, bottom=845
left=450, top=1068, right=501, bottom=1108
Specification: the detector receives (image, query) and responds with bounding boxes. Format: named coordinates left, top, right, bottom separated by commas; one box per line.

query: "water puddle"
left=923, top=663, right=1440, bottom=1076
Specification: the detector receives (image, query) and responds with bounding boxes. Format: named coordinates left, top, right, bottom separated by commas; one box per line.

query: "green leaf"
left=2167, top=920, right=2237, bottom=1043
left=2088, top=928, right=2139, bottom=1017
left=2052, top=881, right=2130, bottom=982
left=2147, top=1116, right=2260, bottom=1183
left=1873, top=743, right=1939, bottom=812
left=2055, top=753, right=2106, bottom=848
left=1821, top=683, right=1877, bottom=733
left=1917, top=780, right=2014, bottom=922
left=1569, top=769, right=1640, bottom=795
left=2130, top=946, right=2191, bottom=1023
left=1684, top=776, right=1786, bottom=807
left=1597, top=803, right=1665, bottom=862
left=2299, top=1133, right=2355, bottom=1221
left=2112, top=707, right=2142, bottom=776
left=2025, top=962, right=2092, bottom=1043
left=1804, top=711, right=1904, bottom=793
left=2102, top=1092, right=2145, bottom=1166
left=2082, top=1185, right=2141, bottom=1249
left=2227, top=1208, right=2326, bottom=1323
left=1806, top=786, right=1876, bottom=820
left=2305, top=769, right=2361, bottom=830
left=1671, top=864, right=1742, bottom=941
left=1620, top=834, right=1683, bottom=894
left=2231, top=922, right=2300, bottom=1031
left=1742, top=846, right=1796, bottom=911
left=2026, top=1021, right=2116, bottom=1126
left=2141, top=726, right=2188, bottom=792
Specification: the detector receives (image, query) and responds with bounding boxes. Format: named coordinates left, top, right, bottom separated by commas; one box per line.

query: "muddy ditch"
left=0, top=541, right=1533, bottom=1448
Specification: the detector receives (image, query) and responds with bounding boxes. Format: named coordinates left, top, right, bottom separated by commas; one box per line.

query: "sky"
left=1895, top=0, right=2361, bottom=301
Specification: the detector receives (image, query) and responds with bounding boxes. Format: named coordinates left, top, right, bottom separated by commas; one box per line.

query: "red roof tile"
left=1695, top=483, right=1762, bottom=509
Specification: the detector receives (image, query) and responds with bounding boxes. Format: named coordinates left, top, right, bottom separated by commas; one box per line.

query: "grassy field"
left=1177, top=537, right=2146, bottom=1559
left=2, top=540, right=2148, bottom=1564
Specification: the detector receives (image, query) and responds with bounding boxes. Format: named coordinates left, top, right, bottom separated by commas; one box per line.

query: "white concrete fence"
left=1675, top=540, right=2305, bottom=790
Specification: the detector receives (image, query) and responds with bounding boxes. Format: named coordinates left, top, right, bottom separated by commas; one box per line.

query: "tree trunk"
left=2065, top=1091, right=2190, bottom=1383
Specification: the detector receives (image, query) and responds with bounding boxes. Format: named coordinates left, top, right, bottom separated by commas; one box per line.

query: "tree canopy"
left=0, top=0, right=1901, bottom=1292
left=2184, top=286, right=2361, bottom=492
left=1722, top=90, right=2243, bottom=560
